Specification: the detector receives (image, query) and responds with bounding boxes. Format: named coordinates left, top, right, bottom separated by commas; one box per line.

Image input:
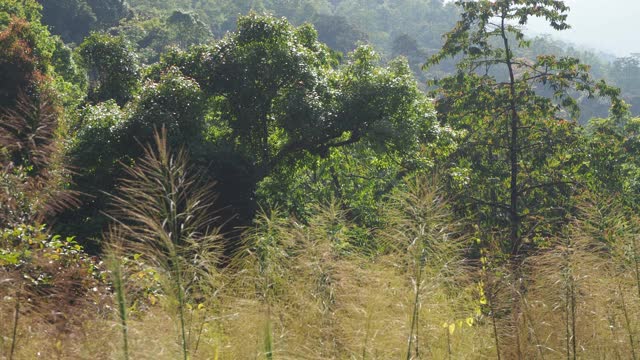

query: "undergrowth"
left=2, top=130, right=640, bottom=359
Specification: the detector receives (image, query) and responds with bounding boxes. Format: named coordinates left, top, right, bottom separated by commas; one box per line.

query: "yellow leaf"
left=449, top=323, right=456, bottom=335
left=466, top=317, right=474, bottom=327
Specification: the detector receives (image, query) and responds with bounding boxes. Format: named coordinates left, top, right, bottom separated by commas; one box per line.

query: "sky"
left=524, top=0, right=640, bottom=57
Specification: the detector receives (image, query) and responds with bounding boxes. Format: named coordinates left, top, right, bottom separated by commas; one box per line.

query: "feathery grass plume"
left=282, top=202, right=363, bottom=357
left=524, top=197, right=625, bottom=358
left=107, top=127, right=223, bottom=360
left=228, top=208, right=294, bottom=358
left=379, top=176, right=469, bottom=358
left=575, top=201, right=640, bottom=359
left=475, top=233, right=513, bottom=360
left=0, top=91, right=79, bottom=226
left=229, top=202, right=377, bottom=358
left=581, top=196, right=640, bottom=358
left=601, top=200, right=640, bottom=301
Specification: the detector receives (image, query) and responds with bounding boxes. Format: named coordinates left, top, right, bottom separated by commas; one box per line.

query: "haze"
left=525, top=0, right=640, bottom=56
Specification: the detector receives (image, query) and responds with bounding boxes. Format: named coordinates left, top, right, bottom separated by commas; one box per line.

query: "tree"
left=64, top=68, right=206, bottom=246
left=39, top=0, right=130, bottom=43
left=111, top=10, right=213, bottom=63
left=86, top=0, right=130, bottom=29
left=39, top=0, right=96, bottom=44
left=0, top=19, right=43, bottom=109
left=1, top=1, right=87, bottom=109
left=425, top=0, right=625, bottom=255
left=610, top=55, right=640, bottom=92
left=77, top=32, right=140, bottom=105
left=162, top=14, right=434, bottom=184
left=312, top=14, right=367, bottom=54
left=582, top=116, right=640, bottom=209
left=70, top=14, right=443, bottom=245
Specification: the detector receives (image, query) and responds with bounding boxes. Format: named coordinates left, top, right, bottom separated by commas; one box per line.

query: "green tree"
left=0, top=19, right=43, bottom=109
left=64, top=68, right=206, bottom=246
left=582, top=116, right=640, bottom=208
left=312, top=14, right=367, bottom=54
left=39, top=0, right=96, bottom=44
left=70, top=14, right=444, bottom=244
left=39, top=0, right=130, bottom=44
left=425, top=0, right=624, bottom=255
left=111, top=10, right=212, bottom=63
left=77, top=32, right=140, bottom=105
left=164, top=15, right=441, bottom=209
left=86, top=0, right=130, bottom=28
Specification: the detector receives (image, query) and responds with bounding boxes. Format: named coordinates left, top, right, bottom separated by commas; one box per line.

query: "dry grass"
left=3, top=134, right=640, bottom=359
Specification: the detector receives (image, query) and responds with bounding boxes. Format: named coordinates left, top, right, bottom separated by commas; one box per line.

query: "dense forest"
left=2, top=0, right=640, bottom=358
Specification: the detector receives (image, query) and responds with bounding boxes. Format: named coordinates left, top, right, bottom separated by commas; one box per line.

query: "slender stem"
left=194, top=309, right=208, bottom=353
left=406, top=266, right=423, bottom=360
left=564, top=249, right=571, bottom=360
left=446, top=327, right=452, bottom=360
left=174, top=258, right=188, bottom=360
left=114, top=261, right=130, bottom=360
left=264, top=306, right=273, bottom=360
left=632, top=235, right=640, bottom=301
left=9, top=295, right=19, bottom=360
left=489, top=293, right=502, bottom=360
left=362, top=311, right=372, bottom=360
left=521, top=295, right=546, bottom=360
left=620, top=283, right=638, bottom=360
left=570, top=280, right=577, bottom=360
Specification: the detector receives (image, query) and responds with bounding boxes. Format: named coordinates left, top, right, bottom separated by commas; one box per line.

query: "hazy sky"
left=525, top=0, right=640, bottom=56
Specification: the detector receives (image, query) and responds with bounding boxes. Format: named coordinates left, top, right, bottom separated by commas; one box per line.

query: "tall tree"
left=425, top=0, right=625, bottom=255
left=68, top=14, right=442, bottom=247
left=77, top=32, right=140, bottom=105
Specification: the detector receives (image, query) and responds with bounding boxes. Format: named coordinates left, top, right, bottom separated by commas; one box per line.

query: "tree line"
left=2, top=0, right=640, bottom=358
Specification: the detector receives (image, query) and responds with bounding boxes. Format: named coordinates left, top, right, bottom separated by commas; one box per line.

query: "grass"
left=3, top=133, right=640, bottom=359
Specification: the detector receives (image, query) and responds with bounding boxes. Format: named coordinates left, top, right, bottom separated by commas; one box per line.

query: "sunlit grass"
left=3, top=137, right=640, bottom=359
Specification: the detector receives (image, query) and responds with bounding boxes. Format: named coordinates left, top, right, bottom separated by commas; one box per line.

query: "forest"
left=2, top=0, right=640, bottom=358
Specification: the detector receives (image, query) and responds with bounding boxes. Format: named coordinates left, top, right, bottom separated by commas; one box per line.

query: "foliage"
left=65, top=69, right=207, bottom=244
left=0, top=92, right=78, bottom=228
left=0, top=19, right=46, bottom=109
left=5, top=1, right=640, bottom=359
left=426, top=0, right=624, bottom=254
left=0, top=224, right=107, bottom=343
left=71, top=14, right=443, bottom=241
left=38, top=0, right=130, bottom=44
left=110, top=10, right=213, bottom=64
left=582, top=116, right=640, bottom=208
left=77, top=32, right=141, bottom=105
left=311, top=13, right=367, bottom=54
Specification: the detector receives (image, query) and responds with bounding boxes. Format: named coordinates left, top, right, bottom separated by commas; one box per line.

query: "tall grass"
left=7, top=163, right=640, bottom=358
left=380, top=176, right=470, bottom=358
left=106, top=128, right=223, bottom=360
left=105, top=231, right=130, bottom=360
